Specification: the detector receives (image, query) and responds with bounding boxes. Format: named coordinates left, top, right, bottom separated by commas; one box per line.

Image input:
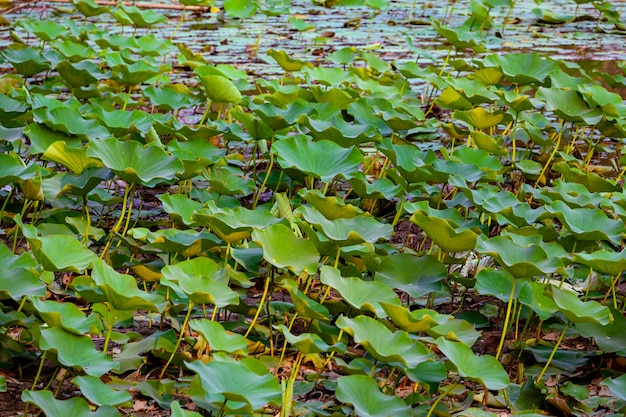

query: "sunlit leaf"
left=336, top=375, right=411, bottom=417
left=252, top=224, right=320, bottom=275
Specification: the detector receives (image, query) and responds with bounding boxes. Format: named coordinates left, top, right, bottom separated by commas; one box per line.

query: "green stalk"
left=160, top=301, right=195, bottom=381
left=536, top=323, right=568, bottom=383
left=244, top=271, right=271, bottom=338
left=103, top=304, right=117, bottom=354
left=495, top=278, right=517, bottom=360
left=24, top=350, right=48, bottom=415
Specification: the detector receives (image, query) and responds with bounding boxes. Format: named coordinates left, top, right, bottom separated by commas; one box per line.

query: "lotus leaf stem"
left=244, top=272, right=271, bottom=338
left=276, top=313, right=298, bottom=377
left=426, top=380, right=457, bottom=417
left=159, top=301, right=194, bottom=381
left=252, top=153, right=273, bottom=209
left=496, top=278, right=517, bottom=360
left=100, top=182, right=134, bottom=259
left=536, top=323, right=568, bottom=383
left=103, top=304, right=117, bottom=353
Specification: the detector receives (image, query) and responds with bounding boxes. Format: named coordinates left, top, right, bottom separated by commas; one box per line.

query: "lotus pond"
left=1, top=0, right=626, bottom=416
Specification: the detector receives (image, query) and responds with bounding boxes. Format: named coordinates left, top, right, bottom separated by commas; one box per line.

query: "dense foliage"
left=1, top=0, right=626, bottom=416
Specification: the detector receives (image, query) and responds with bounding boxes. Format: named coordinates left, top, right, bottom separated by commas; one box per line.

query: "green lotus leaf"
left=321, top=266, right=401, bottom=318
left=87, top=138, right=183, bottom=186
left=280, top=278, right=330, bottom=321
left=454, top=107, right=504, bottom=130
left=112, top=59, right=170, bottom=85
left=223, top=0, right=258, bottom=18
left=31, top=298, right=101, bottom=335
left=436, top=86, right=473, bottom=110
left=168, top=137, right=225, bottom=179
left=248, top=99, right=312, bottom=130
left=436, top=337, right=509, bottom=390
left=496, top=90, right=534, bottom=113
left=144, top=84, right=197, bottom=111
left=56, top=60, right=103, bottom=88
left=0, top=153, right=40, bottom=187
left=297, top=114, right=379, bottom=147
left=410, top=211, right=478, bottom=253
left=186, top=358, right=281, bottom=413
left=347, top=98, right=393, bottom=136
left=485, top=52, right=558, bottom=85
left=161, top=258, right=238, bottom=307
left=433, top=20, right=486, bottom=53
left=192, top=201, right=283, bottom=243
left=601, top=374, right=626, bottom=402
left=22, top=390, right=120, bottom=417
left=0, top=93, right=28, bottom=122
left=381, top=303, right=448, bottom=333
left=42, top=141, right=102, bottom=175
left=578, top=84, right=626, bottom=119
left=90, top=108, right=153, bottom=136
left=573, top=250, right=626, bottom=276
left=38, top=327, right=118, bottom=376
left=551, top=286, right=611, bottom=325
left=536, top=87, right=604, bottom=125
left=551, top=161, right=620, bottom=193
left=34, top=107, right=110, bottom=138
left=116, top=330, right=177, bottom=373
left=576, top=307, right=626, bottom=355
left=267, top=49, right=313, bottom=72
left=91, top=259, right=166, bottom=312
left=375, top=254, right=447, bottom=298
left=195, top=66, right=243, bottom=104
left=160, top=194, right=203, bottom=226
left=276, top=325, right=346, bottom=354
left=203, top=166, right=255, bottom=196
left=72, top=375, right=132, bottom=407
left=296, top=206, right=392, bottom=246
left=273, top=136, right=363, bottom=183
left=171, top=401, right=203, bottom=417
left=128, top=227, right=220, bottom=256
left=48, top=167, right=114, bottom=197
left=517, top=281, right=559, bottom=321
left=252, top=224, right=319, bottom=275
left=446, top=77, right=500, bottom=104
left=189, top=319, right=248, bottom=356
left=72, top=0, right=110, bottom=16
left=428, top=318, right=481, bottom=347
left=545, top=200, right=625, bottom=245
left=25, top=123, right=81, bottom=155
left=0, top=243, right=44, bottom=301
left=336, top=375, right=411, bottom=417
left=476, top=235, right=562, bottom=277
left=18, top=19, right=67, bottom=42
left=300, top=189, right=362, bottom=219
left=471, top=131, right=508, bottom=156
left=475, top=268, right=518, bottom=302
left=1, top=47, right=50, bottom=77
left=52, top=39, right=96, bottom=61
left=116, top=3, right=166, bottom=26
left=336, top=315, right=432, bottom=367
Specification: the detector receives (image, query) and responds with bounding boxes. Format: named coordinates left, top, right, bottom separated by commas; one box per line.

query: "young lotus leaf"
left=471, top=131, right=508, bottom=156
left=91, top=259, right=166, bottom=312
left=550, top=286, right=612, bottom=325
left=189, top=319, right=248, bottom=356
left=87, top=138, right=183, bottom=186
left=72, top=375, right=133, bottom=407
left=38, top=327, right=118, bottom=376
left=410, top=211, right=478, bottom=253
left=273, top=136, right=363, bottom=183
left=321, top=266, right=401, bottom=318
left=296, top=206, right=392, bottom=246
left=275, top=325, right=346, bottom=354
left=336, top=315, right=432, bottom=367
left=252, top=224, right=319, bottom=275
left=381, top=303, right=448, bottom=333
left=280, top=278, right=330, bottom=321
left=375, top=254, right=447, bottom=298
left=454, top=108, right=504, bottom=130
left=436, top=337, right=509, bottom=390
left=31, top=298, right=101, bottom=335
left=42, top=141, right=102, bottom=175
left=545, top=200, right=625, bottom=245
left=336, top=375, right=411, bottom=417
left=161, top=258, right=239, bottom=307
left=476, top=235, right=562, bottom=277
left=485, top=52, right=558, bottom=85
left=536, top=87, right=604, bottom=125
left=573, top=250, right=626, bottom=276
left=186, top=358, right=281, bottom=413
left=195, top=66, right=243, bottom=104
left=22, top=390, right=121, bottom=417
left=192, top=201, right=283, bottom=243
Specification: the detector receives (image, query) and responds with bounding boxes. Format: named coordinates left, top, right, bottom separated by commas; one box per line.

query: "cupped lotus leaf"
left=87, top=138, right=183, bottom=186
left=454, top=107, right=504, bottom=130
left=445, top=78, right=499, bottom=105
left=296, top=206, right=392, bottom=246
left=204, top=166, right=255, bottom=196
left=116, top=3, right=167, bottom=26
left=375, top=254, right=447, bottom=298
left=168, top=138, right=226, bottom=179
left=601, top=374, right=626, bottom=402
left=252, top=224, right=319, bottom=275
left=321, top=266, right=401, bottom=318
left=578, top=84, right=626, bottom=119
left=346, top=172, right=402, bottom=200
left=34, top=107, right=110, bottom=138
left=0, top=153, right=40, bottom=187
left=0, top=93, right=28, bottom=122
left=475, top=268, right=518, bottom=302
left=116, top=330, right=177, bottom=373
left=189, top=319, right=248, bottom=356
left=436, top=87, right=473, bottom=110
left=544, top=200, right=625, bottom=245
left=303, top=66, right=353, bottom=86
left=518, top=281, right=558, bottom=321
left=410, top=211, right=478, bottom=253
left=72, top=375, right=132, bottom=407
left=160, top=194, right=203, bottom=226
left=336, top=315, right=432, bottom=367
left=551, top=161, right=620, bottom=193
left=471, top=131, right=508, bottom=156
left=18, top=20, right=67, bottom=42
left=436, top=337, right=509, bottom=390
left=381, top=303, right=448, bottom=333
left=336, top=375, right=411, bottom=417
left=25, top=123, right=82, bottom=155
left=195, top=67, right=243, bottom=104
left=267, top=49, right=313, bottom=72
left=428, top=319, right=481, bottom=347
left=31, top=298, right=101, bottom=335
left=476, top=235, right=562, bottom=277
left=280, top=278, right=330, bottom=321
left=91, top=259, right=166, bottom=312
left=0, top=243, right=45, bottom=300
left=52, top=39, right=96, bottom=61
left=50, top=167, right=114, bottom=197
left=1, top=47, right=50, bottom=77
left=573, top=250, right=626, bottom=276
left=72, top=0, right=110, bottom=16
left=38, top=327, right=118, bottom=376
left=433, top=20, right=486, bottom=53
left=485, top=52, right=558, bottom=85
left=186, top=359, right=281, bottom=413
left=551, top=286, right=612, bottom=325
left=42, top=141, right=102, bottom=175
left=112, top=60, right=170, bottom=86
left=192, top=201, right=283, bottom=243
left=161, top=258, right=238, bottom=307
left=128, top=228, right=220, bottom=256
left=297, top=114, right=379, bottom=147
left=90, top=108, right=153, bottom=136
left=496, top=90, right=534, bottom=113
left=22, top=390, right=120, bottom=417
left=577, top=307, right=626, bottom=355
left=56, top=60, right=103, bottom=88
left=248, top=100, right=313, bottom=130
left=536, top=87, right=604, bottom=125
left=276, top=325, right=346, bottom=354
left=300, top=189, right=362, bottom=219
left=143, top=84, right=196, bottom=111
left=273, top=136, right=363, bottom=183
